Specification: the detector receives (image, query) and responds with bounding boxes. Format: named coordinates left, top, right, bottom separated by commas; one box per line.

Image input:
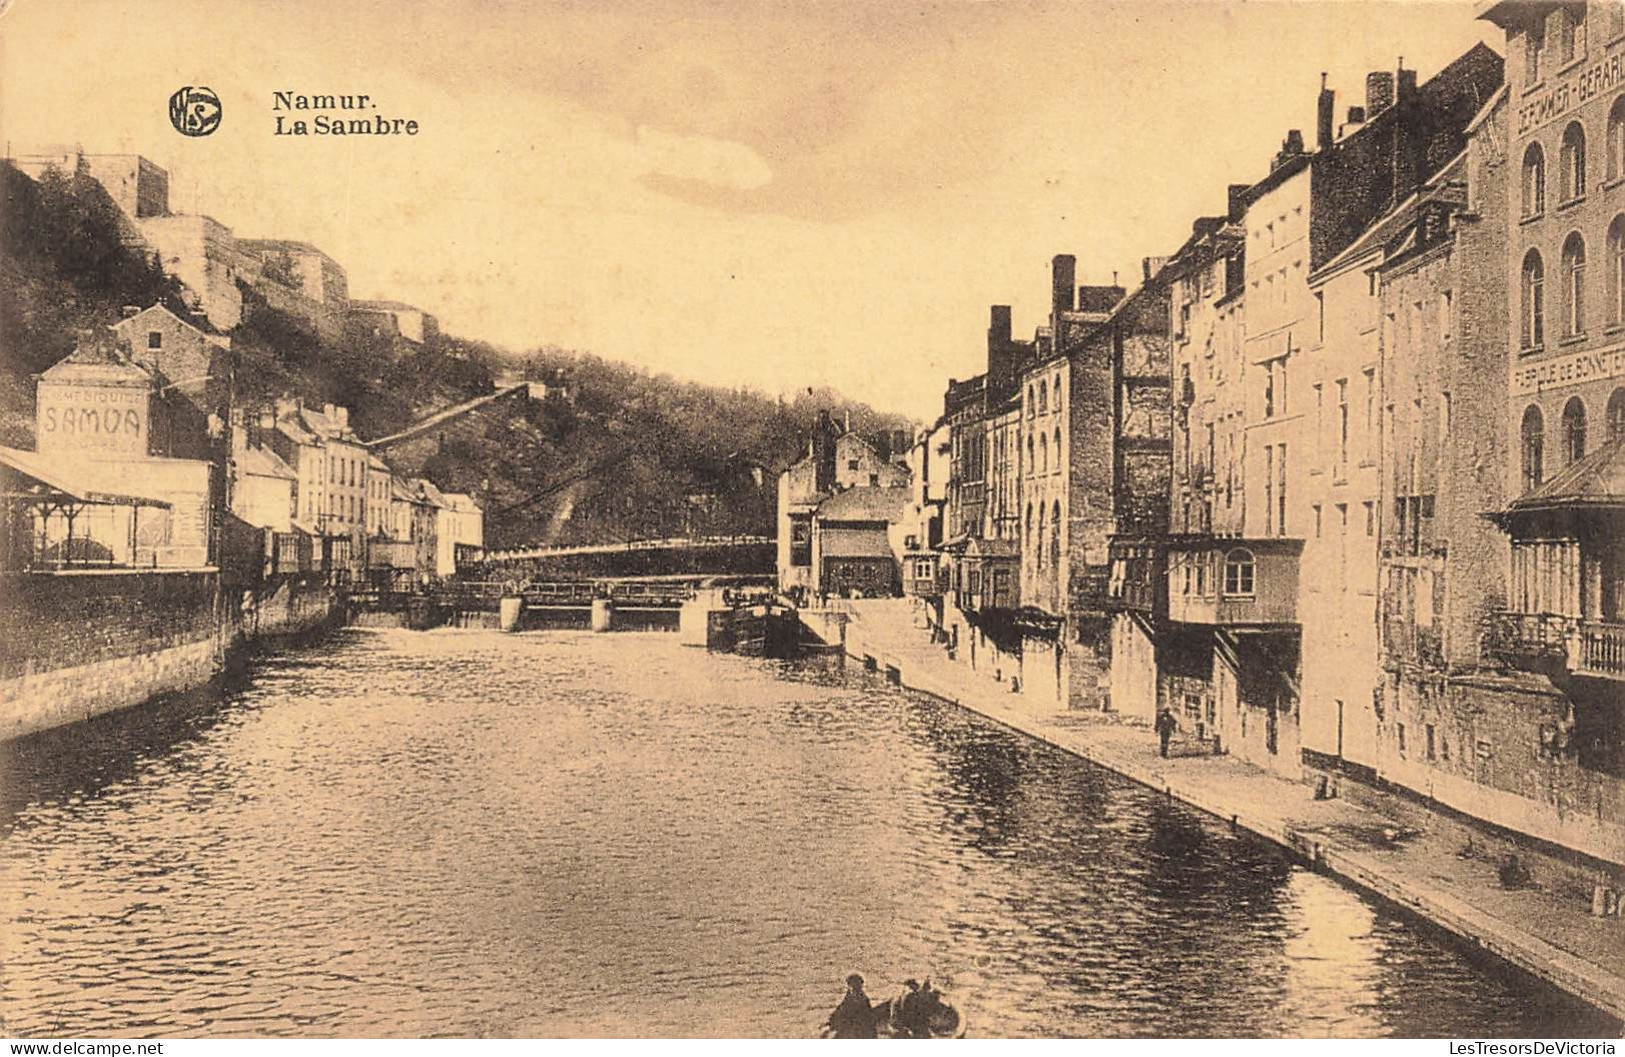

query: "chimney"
left=1227, top=183, right=1251, bottom=220
left=1316, top=73, right=1335, bottom=151
left=1052, top=254, right=1077, bottom=319
left=275, top=394, right=299, bottom=420
left=1284, top=129, right=1305, bottom=155
left=334, top=406, right=349, bottom=430
left=1366, top=71, right=1395, bottom=117
left=1396, top=64, right=1417, bottom=104
left=987, top=304, right=1014, bottom=386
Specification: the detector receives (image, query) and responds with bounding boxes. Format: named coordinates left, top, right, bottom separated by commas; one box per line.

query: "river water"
left=0, top=630, right=1613, bottom=1038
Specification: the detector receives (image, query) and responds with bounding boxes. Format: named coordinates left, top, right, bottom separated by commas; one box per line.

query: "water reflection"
left=0, top=630, right=1614, bottom=1038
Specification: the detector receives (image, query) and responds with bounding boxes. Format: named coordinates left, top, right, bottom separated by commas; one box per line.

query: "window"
left=1608, top=388, right=1625, bottom=441
left=1337, top=503, right=1349, bottom=589
left=1027, top=385, right=1035, bottom=415
left=1397, top=721, right=1408, bottom=756
left=1522, top=250, right=1546, bottom=349
left=147, top=330, right=162, bottom=349
left=1053, top=375, right=1062, bottom=412
left=1441, top=290, right=1453, bottom=342
left=1316, top=291, right=1325, bottom=343
left=1363, top=368, right=1376, bottom=461
left=1364, top=500, right=1375, bottom=537
left=1050, top=501, right=1060, bottom=571
left=1223, top=548, right=1256, bottom=597
left=1612, top=2, right=1625, bottom=41
left=1522, top=143, right=1546, bottom=217
left=1560, top=122, right=1587, bottom=202
left=1036, top=503, right=1046, bottom=568
left=1276, top=442, right=1287, bottom=536
left=1053, top=428, right=1062, bottom=473
left=1264, top=445, right=1275, bottom=535
left=1610, top=215, right=1625, bottom=325
left=1562, top=396, right=1587, bottom=464
left=847, top=459, right=859, bottom=471
left=1440, top=391, right=1452, bottom=445
left=1521, top=404, right=1545, bottom=491
left=1313, top=384, right=1324, bottom=467
left=1038, top=380, right=1048, bottom=413
left=1609, top=97, right=1625, bottom=183
left=1025, top=503, right=1033, bottom=551
left=1526, top=18, right=1545, bottom=85
left=1562, top=232, right=1587, bottom=337
left=1557, top=7, right=1583, bottom=65
left=1337, top=378, right=1350, bottom=471
left=1039, top=432, right=1048, bottom=474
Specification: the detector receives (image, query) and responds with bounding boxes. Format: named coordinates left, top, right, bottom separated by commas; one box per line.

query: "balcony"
left=1106, top=538, right=1166, bottom=617
left=1485, top=612, right=1625, bottom=681
left=1165, top=536, right=1301, bottom=627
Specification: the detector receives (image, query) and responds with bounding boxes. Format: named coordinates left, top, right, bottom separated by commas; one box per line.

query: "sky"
left=0, top=0, right=1501, bottom=420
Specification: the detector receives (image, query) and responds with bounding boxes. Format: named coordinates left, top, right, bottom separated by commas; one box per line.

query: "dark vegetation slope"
left=0, top=160, right=913, bottom=547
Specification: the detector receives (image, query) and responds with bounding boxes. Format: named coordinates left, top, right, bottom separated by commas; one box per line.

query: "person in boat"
left=828, top=973, right=876, bottom=1038
left=895, top=979, right=926, bottom=1037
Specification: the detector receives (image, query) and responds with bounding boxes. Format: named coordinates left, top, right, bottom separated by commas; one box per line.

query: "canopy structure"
left=0, top=445, right=172, bottom=570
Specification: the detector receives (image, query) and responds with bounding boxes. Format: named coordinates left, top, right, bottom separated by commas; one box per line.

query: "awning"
left=1495, top=434, right=1625, bottom=520
left=0, top=446, right=172, bottom=508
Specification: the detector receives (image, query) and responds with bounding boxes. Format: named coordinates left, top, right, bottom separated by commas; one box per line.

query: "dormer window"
left=147, top=331, right=162, bottom=349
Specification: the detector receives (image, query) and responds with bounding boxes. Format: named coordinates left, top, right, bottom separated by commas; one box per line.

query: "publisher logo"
left=169, top=86, right=222, bottom=137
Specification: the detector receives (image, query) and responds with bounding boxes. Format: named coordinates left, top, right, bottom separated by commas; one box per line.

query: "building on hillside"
left=776, top=410, right=841, bottom=595
left=810, top=485, right=910, bottom=598
left=440, top=491, right=485, bottom=574
left=902, top=421, right=951, bottom=599
left=228, top=425, right=298, bottom=534
left=349, top=299, right=440, bottom=345
left=5, top=330, right=217, bottom=569
left=137, top=213, right=258, bottom=331
left=236, top=239, right=350, bottom=342
left=9, top=148, right=169, bottom=237
left=112, top=303, right=234, bottom=443
left=834, top=429, right=908, bottom=489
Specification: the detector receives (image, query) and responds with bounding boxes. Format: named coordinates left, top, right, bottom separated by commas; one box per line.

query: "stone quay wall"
left=0, top=569, right=342, bottom=742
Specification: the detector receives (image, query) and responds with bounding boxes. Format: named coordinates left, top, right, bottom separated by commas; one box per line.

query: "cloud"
left=633, top=125, right=772, bottom=192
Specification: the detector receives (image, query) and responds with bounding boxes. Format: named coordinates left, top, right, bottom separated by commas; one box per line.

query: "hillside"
left=0, top=160, right=915, bottom=547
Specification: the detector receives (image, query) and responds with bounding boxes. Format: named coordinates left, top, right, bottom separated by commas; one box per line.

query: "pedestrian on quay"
left=1155, top=707, right=1178, bottom=758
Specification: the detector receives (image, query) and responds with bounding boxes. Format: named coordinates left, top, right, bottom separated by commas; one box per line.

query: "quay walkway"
left=827, top=598, right=1625, bottom=1024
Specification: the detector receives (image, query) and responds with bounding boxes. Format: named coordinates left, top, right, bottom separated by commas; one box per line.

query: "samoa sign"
left=36, top=384, right=148, bottom=455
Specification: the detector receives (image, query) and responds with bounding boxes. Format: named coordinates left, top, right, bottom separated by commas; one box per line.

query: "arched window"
left=1560, top=122, right=1587, bottom=203
left=1027, top=384, right=1035, bottom=416
left=1522, top=250, right=1546, bottom=349
left=1036, top=503, right=1046, bottom=568
left=1610, top=215, right=1625, bottom=326
left=1609, top=96, right=1625, bottom=183
left=1049, top=500, right=1061, bottom=571
left=1521, top=404, right=1545, bottom=491
left=1038, top=380, right=1048, bottom=413
left=1563, top=396, right=1588, bottom=464
left=1608, top=388, right=1625, bottom=442
left=1522, top=143, right=1546, bottom=217
left=1053, top=374, right=1063, bottom=412
left=1025, top=502, right=1033, bottom=551
left=1026, top=433, right=1034, bottom=470
left=1562, top=232, right=1587, bottom=338
left=1053, top=427, right=1062, bottom=473
left=1222, top=548, right=1256, bottom=597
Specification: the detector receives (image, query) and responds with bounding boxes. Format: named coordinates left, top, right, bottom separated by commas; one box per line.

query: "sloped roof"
left=0, top=446, right=169, bottom=507
left=965, top=536, right=1019, bottom=559
left=235, top=445, right=297, bottom=480
left=1508, top=435, right=1625, bottom=512
left=814, top=485, right=910, bottom=523
left=39, top=330, right=151, bottom=387
left=349, top=299, right=424, bottom=312
left=820, top=527, right=895, bottom=559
